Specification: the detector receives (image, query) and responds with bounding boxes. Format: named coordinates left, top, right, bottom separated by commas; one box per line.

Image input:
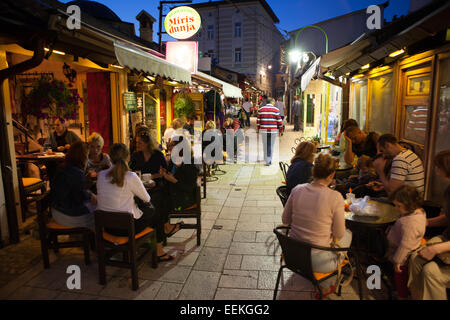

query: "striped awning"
left=114, top=41, right=191, bottom=84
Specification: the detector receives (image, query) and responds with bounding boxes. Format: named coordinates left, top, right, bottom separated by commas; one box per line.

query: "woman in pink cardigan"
left=282, top=153, right=352, bottom=297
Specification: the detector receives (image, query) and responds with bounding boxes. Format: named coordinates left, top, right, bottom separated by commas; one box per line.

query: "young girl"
left=386, top=185, right=427, bottom=299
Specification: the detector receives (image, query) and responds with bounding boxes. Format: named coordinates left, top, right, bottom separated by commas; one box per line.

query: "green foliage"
left=174, top=93, right=195, bottom=119
left=23, top=76, right=82, bottom=120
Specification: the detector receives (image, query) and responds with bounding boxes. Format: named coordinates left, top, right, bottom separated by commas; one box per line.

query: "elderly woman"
left=51, top=141, right=96, bottom=230
left=86, top=132, right=112, bottom=179
left=286, top=141, right=317, bottom=195
left=282, top=153, right=352, bottom=298
left=408, top=150, right=450, bottom=300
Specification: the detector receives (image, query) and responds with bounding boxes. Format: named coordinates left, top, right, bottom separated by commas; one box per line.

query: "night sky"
left=62, top=0, right=411, bottom=41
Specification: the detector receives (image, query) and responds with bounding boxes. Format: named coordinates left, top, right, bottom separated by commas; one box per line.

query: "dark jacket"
left=168, top=161, right=199, bottom=211
left=129, top=150, right=168, bottom=174
left=51, top=165, right=92, bottom=217
left=286, top=158, right=313, bottom=195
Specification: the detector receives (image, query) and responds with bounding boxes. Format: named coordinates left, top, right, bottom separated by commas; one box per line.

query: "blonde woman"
left=163, top=118, right=183, bottom=149
left=96, top=143, right=173, bottom=262
left=286, top=141, right=317, bottom=194
left=86, top=132, right=112, bottom=178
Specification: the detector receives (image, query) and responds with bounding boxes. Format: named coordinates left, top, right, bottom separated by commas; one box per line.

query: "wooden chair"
left=94, top=210, right=158, bottom=291
left=273, top=226, right=363, bottom=300
left=36, top=192, right=94, bottom=268
left=17, top=166, right=47, bottom=222
left=165, top=185, right=202, bottom=247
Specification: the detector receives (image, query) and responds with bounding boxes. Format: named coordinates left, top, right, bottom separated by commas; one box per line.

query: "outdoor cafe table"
left=16, top=152, right=65, bottom=181
left=345, top=199, right=400, bottom=299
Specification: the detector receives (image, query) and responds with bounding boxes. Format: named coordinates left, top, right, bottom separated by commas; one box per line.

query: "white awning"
left=195, top=72, right=243, bottom=98
left=114, top=41, right=191, bottom=84
left=301, top=57, right=321, bottom=91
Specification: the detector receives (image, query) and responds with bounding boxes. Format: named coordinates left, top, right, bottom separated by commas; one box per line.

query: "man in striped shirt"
left=373, top=134, right=425, bottom=195
left=257, top=97, right=283, bottom=166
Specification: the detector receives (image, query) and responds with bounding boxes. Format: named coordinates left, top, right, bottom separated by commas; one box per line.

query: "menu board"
left=124, top=92, right=137, bottom=111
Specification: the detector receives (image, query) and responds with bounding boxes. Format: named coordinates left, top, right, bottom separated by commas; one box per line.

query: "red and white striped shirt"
left=257, top=104, right=283, bottom=132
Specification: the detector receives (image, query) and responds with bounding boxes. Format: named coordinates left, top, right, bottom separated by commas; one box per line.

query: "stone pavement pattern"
left=0, top=120, right=388, bottom=300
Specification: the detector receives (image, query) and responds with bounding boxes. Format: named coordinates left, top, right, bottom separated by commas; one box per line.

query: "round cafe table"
left=345, top=199, right=400, bottom=228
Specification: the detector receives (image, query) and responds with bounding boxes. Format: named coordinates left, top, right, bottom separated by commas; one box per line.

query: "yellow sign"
left=164, top=6, right=201, bottom=40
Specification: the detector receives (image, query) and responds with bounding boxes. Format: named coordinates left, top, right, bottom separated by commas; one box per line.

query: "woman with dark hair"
left=286, top=141, right=317, bottom=195
left=51, top=141, right=96, bottom=230
left=408, top=150, right=450, bottom=300
left=96, top=143, right=173, bottom=262
left=161, top=135, right=199, bottom=213
left=282, top=153, right=352, bottom=298
left=332, top=119, right=358, bottom=159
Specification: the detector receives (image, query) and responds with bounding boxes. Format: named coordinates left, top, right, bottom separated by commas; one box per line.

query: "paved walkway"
left=0, top=119, right=388, bottom=300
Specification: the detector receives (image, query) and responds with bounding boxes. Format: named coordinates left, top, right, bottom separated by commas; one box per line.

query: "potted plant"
left=23, top=76, right=82, bottom=120
left=174, top=92, right=195, bottom=119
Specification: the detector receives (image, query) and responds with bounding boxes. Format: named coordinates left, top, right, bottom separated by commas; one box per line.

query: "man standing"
left=183, top=115, right=197, bottom=136
left=242, top=98, right=252, bottom=127
left=45, top=118, right=81, bottom=152
left=291, top=95, right=303, bottom=132
left=257, top=97, right=283, bottom=166
left=372, top=134, right=425, bottom=196
left=274, top=96, right=286, bottom=135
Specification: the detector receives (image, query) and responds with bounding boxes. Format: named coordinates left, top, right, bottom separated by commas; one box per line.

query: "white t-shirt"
left=96, top=168, right=151, bottom=219
left=242, top=101, right=252, bottom=113
left=390, top=149, right=425, bottom=195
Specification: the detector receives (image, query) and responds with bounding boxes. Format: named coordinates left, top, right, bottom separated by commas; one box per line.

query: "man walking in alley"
left=291, top=95, right=303, bottom=132
left=257, top=97, right=283, bottom=166
left=242, top=98, right=252, bottom=127
left=274, top=96, right=286, bottom=135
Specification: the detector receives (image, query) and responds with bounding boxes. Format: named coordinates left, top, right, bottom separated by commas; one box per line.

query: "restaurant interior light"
left=389, top=49, right=405, bottom=58
left=361, top=64, right=370, bottom=70
left=110, top=64, right=124, bottom=69
left=44, top=48, right=65, bottom=55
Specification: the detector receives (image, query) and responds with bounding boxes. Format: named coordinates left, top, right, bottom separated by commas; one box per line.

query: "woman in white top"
left=163, top=118, right=183, bottom=150
left=282, top=153, right=352, bottom=298
left=96, top=143, right=173, bottom=262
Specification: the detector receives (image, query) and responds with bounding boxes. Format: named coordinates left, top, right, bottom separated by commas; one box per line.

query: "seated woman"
left=282, top=153, right=352, bottom=298
left=163, top=118, right=183, bottom=151
left=161, top=136, right=199, bottom=212
left=408, top=150, right=450, bottom=300
left=51, top=141, right=96, bottom=230
left=332, top=119, right=358, bottom=159
left=96, top=143, right=172, bottom=262
left=86, top=132, right=112, bottom=178
left=129, top=129, right=182, bottom=243
left=286, top=141, right=316, bottom=195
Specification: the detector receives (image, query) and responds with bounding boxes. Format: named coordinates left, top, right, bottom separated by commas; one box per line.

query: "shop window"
left=368, top=73, right=393, bottom=134
left=404, top=105, right=428, bottom=145
left=351, top=80, right=368, bottom=131
left=207, top=25, right=214, bottom=40
left=430, top=57, right=450, bottom=203
left=407, top=75, right=430, bottom=96
left=144, top=92, right=158, bottom=139
left=306, top=94, right=314, bottom=125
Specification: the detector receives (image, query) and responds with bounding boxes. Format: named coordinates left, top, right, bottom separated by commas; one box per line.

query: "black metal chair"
left=94, top=210, right=158, bottom=291
left=273, top=226, right=363, bottom=300
left=276, top=186, right=288, bottom=207
left=279, top=161, right=289, bottom=183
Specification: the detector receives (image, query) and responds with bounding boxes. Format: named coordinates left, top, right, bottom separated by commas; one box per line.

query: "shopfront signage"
left=166, top=41, right=198, bottom=73
left=124, top=92, right=137, bottom=111
left=164, top=6, right=201, bottom=40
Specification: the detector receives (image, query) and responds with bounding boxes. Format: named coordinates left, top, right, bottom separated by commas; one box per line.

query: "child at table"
left=386, top=185, right=426, bottom=299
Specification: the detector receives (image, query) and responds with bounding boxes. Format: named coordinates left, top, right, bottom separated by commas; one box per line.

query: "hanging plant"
left=174, top=92, right=195, bottom=119
left=22, top=76, right=82, bottom=120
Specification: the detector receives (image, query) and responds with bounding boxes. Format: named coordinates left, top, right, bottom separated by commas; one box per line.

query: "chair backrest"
left=94, top=210, right=135, bottom=239
left=276, top=186, right=288, bottom=207
left=36, top=191, right=52, bottom=231
left=273, top=226, right=315, bottom=282
left=279, top=162, right=289, bottom=181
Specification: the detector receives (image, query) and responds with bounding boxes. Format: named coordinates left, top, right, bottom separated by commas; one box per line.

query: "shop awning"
left=192, top=71, right=223, bottom=89
left=114, top=41, right=191, bottom=84
left=301, top=57, right=321, bottom=91
left=194, top=72, right=243, bottom=98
